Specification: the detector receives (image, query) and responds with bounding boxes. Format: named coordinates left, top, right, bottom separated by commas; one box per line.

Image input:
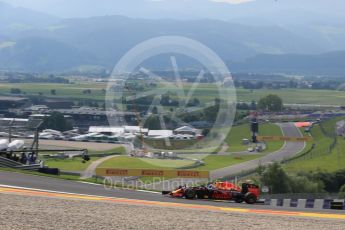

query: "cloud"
left=211, top=0, right=255, bottom=4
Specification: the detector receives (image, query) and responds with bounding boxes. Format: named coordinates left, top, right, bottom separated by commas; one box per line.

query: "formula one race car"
left=162, top=181, right=260, bottom=204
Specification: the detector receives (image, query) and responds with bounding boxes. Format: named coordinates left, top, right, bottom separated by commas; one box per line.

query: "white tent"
left=174, top=126, right=198, bottom=135
left=0, top=139, right=9, bottom=151
left=89, top=126, right=125, bottom=135
left=148, top=130, right=173, bottom=138
left=7, top=140, right=25, bottom=151
left=124, top=126, right=148, bottom=134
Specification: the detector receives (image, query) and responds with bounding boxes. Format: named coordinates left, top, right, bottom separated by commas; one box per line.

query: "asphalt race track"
left=0, top=170, right=342, bottom=215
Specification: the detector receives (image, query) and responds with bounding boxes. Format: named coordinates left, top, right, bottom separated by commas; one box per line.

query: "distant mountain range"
left=0, top=1, right=58, bottom=35
left=0, top=1, right=345, bottom=75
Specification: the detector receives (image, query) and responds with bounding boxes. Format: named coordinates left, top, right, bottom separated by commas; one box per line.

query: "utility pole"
left=125, top=86, right=145, bottom=154
left=30, top=121, right=43, bottom=155
left=250, top=111, right=259, bottom=143
left=8, top=119, right=14, bottom=143
left=35, top=127, right=39, bottom=154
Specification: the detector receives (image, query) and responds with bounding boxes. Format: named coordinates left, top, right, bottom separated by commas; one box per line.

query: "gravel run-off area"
left=0, top=193, right=345, bottom=230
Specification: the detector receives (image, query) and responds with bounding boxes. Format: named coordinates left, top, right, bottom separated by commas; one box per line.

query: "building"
left=0, top=96, right=30, bottom=115
left=88, top=126, right=125, bottom=136
left=0, top=117, right=42, bottom=133
left=39, top=108, right=138, bottom=131
left=25, top=105, right=49, bottom=112
left=174, top=126, right=199, bottom=135
left=0, top=118, right=29, bottom=132
left=124, top=126, right=149, bottom=135
left=40, top=99, right=74, bottom=109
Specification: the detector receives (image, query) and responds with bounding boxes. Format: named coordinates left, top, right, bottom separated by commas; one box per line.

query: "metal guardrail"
left=0, top=156, right=40, bottom=170
left=0, top=156, right=23, bottom=167
left=14, top=164, right=41, bottom=170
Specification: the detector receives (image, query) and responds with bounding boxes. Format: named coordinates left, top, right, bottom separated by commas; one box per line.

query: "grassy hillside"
left=285, top=117, right=345, bottom=173
left=225, top=123, right=284, bottom=152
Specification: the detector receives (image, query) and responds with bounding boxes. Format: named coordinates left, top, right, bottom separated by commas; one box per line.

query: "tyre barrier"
left=263, top=198, right=345, bottom=210
left=38, top=168, right=60, bottom=175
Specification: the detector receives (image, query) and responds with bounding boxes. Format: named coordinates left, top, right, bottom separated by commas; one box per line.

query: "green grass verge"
left=98, top=156, right=195, bottom=169
left=44, top=146, right=126, bottom=171
left=98, top=154, right=262, bottom=171
left=194, top=154, right=261, bottom=170
left=44, top=156, right=101, bottom=171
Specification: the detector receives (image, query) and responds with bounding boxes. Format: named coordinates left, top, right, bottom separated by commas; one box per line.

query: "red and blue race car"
left=162, top=181, right=260, bottom=204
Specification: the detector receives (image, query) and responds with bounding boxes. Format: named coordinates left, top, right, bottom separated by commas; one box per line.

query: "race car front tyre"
left=184, top=189, right=196, bottom=199
left=244, top=192, right=257, bottom=204
left=235, top=197, right=244, bottom=203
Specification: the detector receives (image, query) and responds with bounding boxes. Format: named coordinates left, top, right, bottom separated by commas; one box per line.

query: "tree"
left=257, top=164, right=324, bottom=194
left=152, top=106, right=158, bottom=115
left=42, top=112, right=72, bottom=132
left=143, top=115, right=161, bottom=130
left=250, top=100, right=257, bottom=110
left=83, top=89, right=92, bottom=94
left=339, top=184, right=345, bottom=199
left=314, top=169, right=345, bottom=193
left=202, top=128, right=210, bottom=136
left=10, top=88, right=21, bottom=94
left=260, top=163, right=292, bottom=194
left=50, top=89, right=56, bottom=95
left=187, top=98, right=200, bottom=107
left=258, top=94, right=283, bottom=112
left=289, top=175, right=323, bottom=193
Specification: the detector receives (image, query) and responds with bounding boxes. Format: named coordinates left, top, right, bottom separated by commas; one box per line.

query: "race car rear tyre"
left=244, top=192, right=257, bottom=204
left=184, top=189, right=196, bottom=199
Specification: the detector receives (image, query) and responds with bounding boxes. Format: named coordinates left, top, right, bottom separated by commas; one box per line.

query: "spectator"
left=20, top=152, right=27, bottom=164
left=32, top=153, right=37, bottom=164
left=28, top=152, right=33, bottom=164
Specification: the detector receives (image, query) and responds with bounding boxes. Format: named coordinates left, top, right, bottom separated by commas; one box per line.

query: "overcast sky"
left=1, top=0, right=343, bottom=21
